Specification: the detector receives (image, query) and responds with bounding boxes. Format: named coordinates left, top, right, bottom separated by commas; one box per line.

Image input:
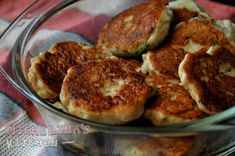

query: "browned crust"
left=169, top=19, right=230, bottom=47
left=146, top=75, right=205, bottom=120
left=61, top=59, right=152, bottom=112
left=149, top=46, right=186, bottom=78
left=98, top=0, right=166, bottom=53
left=182, top=48, right=235, bottom=113
left=147, top=18, right=234, bottom=79
left=34, top=41, right=101, bottom=95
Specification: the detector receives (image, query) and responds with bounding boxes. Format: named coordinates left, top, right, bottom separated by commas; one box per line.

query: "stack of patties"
left=28, top=0, right=235, bottom=127
left=28, top=0, right=171, bottom=125
left=141, top=0, right=235, bottom=125
left=28, top=40, right=153, bottom=124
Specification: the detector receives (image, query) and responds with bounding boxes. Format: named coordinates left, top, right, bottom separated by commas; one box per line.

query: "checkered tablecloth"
left=0, top=0, right=234, bottom=156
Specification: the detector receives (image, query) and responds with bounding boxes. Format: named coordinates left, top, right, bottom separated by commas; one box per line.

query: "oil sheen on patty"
left=179, top=47, right=235, bottom=114
left=141, top=18, right=235, bottom=78
left=144, top=75, right=205, bottom=125
left=98, top=0, right=173, bottom=57
left=60, top=58, right=153, bottom=125
left=28, top=41, right=108, bottom=100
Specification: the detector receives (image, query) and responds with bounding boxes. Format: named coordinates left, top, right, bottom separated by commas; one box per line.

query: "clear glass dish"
left=1, top=0, right=235, bottom=155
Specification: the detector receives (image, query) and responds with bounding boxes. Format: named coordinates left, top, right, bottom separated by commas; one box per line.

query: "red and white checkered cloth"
left=0, top=0, right=234, bottom=156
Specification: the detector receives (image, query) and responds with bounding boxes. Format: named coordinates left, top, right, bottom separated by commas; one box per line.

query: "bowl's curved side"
left=2, top=0, right=235, bottom=133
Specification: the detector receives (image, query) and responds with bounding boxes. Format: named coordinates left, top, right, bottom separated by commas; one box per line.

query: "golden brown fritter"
left=142, top=46, right=186, bottom=79
left=141, top=18, right=234, bottom=78
left=28, top=41, right=108, bottom=100
left=144, top=75, right=205, bottom=125
left=179, top=47, right=235, bottom=114
left=169, top=18, right=230, bottom=48
left=60, top=58, right=153, bottom=124
left=98, top=0, right=173, bottom=56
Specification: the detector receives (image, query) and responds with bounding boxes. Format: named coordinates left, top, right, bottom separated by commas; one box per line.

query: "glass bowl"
left=1, top=0, right=235, bottom=155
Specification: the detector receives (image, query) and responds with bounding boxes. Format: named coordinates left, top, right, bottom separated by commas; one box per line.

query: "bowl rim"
left=8, top=0, right=235, bottom=134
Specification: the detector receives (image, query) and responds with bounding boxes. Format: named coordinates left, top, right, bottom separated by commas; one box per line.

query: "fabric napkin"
left=0, top=0, right=234, bottom=156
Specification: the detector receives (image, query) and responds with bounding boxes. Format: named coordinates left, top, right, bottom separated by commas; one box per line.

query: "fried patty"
left=179, top=47, right=235, bottom=114
left=168, top=0, right=210, bottom=24
left=169, top=18, right=231, bottom=50
left=28, top=41, right=108, bottom=100
left=144, top=75, right=205, bottom=125
left=60, top=58, right=153, bottom=124
left=141, top=18, right=234, bottom=78
left=98, top=0, right=173, bottom=57
left=142, top=46, right=186, bottom=79
left=123, top=137, right=195, bottom=156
